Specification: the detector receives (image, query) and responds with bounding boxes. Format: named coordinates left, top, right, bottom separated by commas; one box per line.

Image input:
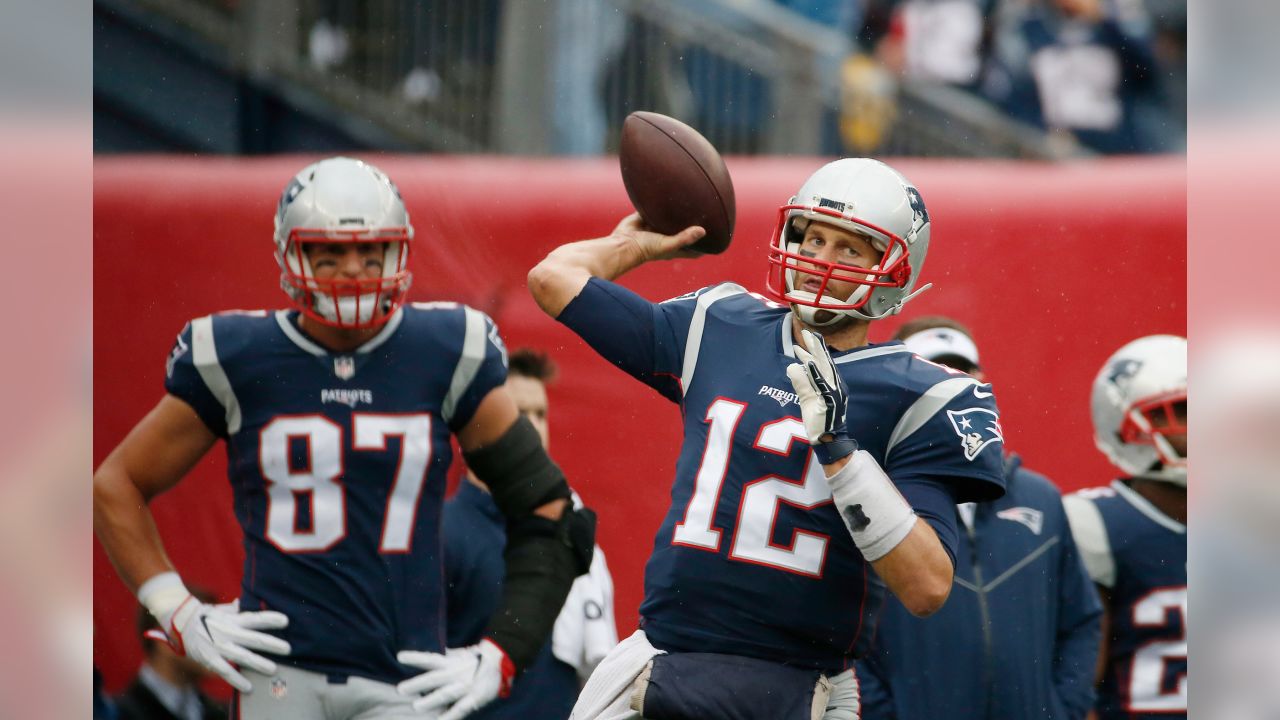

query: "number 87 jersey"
left=164, top=303, right=508, bottom=685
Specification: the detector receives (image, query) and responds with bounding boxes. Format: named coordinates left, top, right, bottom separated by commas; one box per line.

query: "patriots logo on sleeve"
left=166, top=330, right=190, bottom=379
left=486, top=322, right=508, bottom=367
left=947, top=407, right=1004, bottom=461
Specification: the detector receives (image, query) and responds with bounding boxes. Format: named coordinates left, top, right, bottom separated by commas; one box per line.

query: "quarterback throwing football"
left=529, top=158, right=1008, bottom=719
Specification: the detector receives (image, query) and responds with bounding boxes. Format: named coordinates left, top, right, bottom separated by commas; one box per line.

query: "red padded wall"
left=93, top=156, right=1185, bottom=690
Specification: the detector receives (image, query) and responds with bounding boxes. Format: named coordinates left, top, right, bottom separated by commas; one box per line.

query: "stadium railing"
left=107, top=0, right=1086, bottom=158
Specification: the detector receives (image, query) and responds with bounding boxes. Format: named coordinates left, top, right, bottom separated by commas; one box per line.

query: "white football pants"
left=238, top=665, right=427, bottom=720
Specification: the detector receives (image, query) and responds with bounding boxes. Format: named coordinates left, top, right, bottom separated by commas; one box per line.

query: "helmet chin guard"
left=278, top=227, right=413, bottom=329
left=763, top=159, right=932, bottom=325
left=273, top=157, right=415, bottom=330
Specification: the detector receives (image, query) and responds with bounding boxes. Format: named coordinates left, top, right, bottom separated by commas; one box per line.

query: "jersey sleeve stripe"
left=190, top=315, right=243, bottom=435
left=680, top=283, right=746, bottom=397
left=442, top=307, right=488, bottom=425
left=884, top=376, right=981, bottom=458
left=1062, top=494, right=1117, bottom=588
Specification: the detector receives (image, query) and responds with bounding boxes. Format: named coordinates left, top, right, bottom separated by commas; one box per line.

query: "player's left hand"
left=397, top=638, right=514, bottom=719
left=786, top=329, right=858, bottom=466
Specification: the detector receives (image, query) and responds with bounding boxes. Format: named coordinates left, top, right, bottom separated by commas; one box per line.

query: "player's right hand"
left=147, top=597, right=291, bottom=693
left=610, top=213, right=706, bottom=262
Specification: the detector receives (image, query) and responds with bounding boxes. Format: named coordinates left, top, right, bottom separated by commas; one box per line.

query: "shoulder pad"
left=1063, top=492, right=1116, bottom=588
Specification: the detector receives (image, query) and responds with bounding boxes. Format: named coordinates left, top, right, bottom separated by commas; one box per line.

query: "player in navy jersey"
left=528, top=158, right=1007, bottom=719
left=443, top=349, right=619, bottom=720
left=1064, top=335, right=1187, bottom=720
left=94, top=157, right=595, bottom=720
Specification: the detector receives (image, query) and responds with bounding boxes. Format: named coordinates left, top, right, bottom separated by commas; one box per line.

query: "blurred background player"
left=93, top=157, right=594, bottom=720
left=1064, top=335, right=1187, bottom=720
left=529, top=158, right=1008, bottom=719
left=116, top=588, right=227, bottom=720
left=981, top=0, right=1168, bottom=153
left=443, top=348, right=618, bottom=719
left=856, top=316, right=1101, bottom=720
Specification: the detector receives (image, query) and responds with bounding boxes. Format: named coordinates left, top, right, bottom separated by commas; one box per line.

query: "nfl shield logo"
left=270, top=677, right=288, bottom=700
left=334, top=356, right=355, bottom=380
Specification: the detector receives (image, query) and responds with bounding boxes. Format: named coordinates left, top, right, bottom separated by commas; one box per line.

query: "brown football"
left=619, top=111, right=736, bottom=254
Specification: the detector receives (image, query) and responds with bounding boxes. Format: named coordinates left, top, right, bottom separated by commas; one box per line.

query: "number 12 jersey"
left=558, top=280, right=1007, bottom=671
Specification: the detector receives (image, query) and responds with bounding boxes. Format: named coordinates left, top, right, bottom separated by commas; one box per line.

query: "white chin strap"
left=790, top=292, right=853, bottom=327
left=1137, top=464, right=1188, bottom=487
left=314, top=293, right=381, bottom=326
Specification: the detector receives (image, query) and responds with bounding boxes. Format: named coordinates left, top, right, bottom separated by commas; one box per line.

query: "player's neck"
left=297, top=314, right=382, bottom=353
left=1129, top=478, right=1187, bottom=525
left=790, top=314, right=871, bottom=352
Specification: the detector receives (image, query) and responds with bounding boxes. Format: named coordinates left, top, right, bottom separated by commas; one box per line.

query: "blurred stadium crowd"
left=95, top=0, right=1184, bottom=158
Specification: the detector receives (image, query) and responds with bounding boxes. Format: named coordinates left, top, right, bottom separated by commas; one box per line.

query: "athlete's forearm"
left=869, top=520, right=954, bottom=617
left=92, top=460, right=177, bottom=594
left=528, top=236, right=648, bottom=318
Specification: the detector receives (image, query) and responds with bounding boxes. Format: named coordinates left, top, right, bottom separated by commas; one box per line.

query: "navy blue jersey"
left=443, top=481, right=579, bottom=720
left=559, top=280, right=1006, bottom=671
left=1065, top=481, right=1187, bottom=719
left=856, top=456, right=1102, bottom=720
left=164, top=304, right=508, bottom=684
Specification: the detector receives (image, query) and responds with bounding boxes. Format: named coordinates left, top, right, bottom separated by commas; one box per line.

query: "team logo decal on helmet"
left=273, top=156, right=414, bottom=329
left=1092, top=335, right=1188, bottom=485
left=765, top=158, right=933, bottom=326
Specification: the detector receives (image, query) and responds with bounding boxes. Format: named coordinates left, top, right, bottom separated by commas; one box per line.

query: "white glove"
left=147, top=597, right=291, bottom=693
left=397, top=639, right=514, bottom=720
left=785, top=329, right=857, bottom=465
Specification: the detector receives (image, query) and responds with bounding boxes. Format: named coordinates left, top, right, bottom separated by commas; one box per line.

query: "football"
left=619, top=111, right=736, bottom=254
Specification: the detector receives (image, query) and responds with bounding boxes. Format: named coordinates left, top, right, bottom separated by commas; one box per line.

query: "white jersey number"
left=259, top=414, right=433, bottom=553
left=1129, top=586, right=1188, bottom=712
left=674, top=398, right=832, bottom=577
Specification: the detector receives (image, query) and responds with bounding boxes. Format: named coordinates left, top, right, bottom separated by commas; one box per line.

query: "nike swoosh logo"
left=972, top=386, right=993, bottom=398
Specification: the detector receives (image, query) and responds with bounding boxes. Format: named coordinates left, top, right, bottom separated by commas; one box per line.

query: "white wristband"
left=136, top=571, right=191, bottom=630
left=825, top=451, right=917, bottom=562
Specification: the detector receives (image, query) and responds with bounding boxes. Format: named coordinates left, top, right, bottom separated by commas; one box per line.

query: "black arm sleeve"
left=483, top=507, right=596, bottom=672
left=464, top=415, right=571, bottom=515
left=462, top=416, right=595, bottom=671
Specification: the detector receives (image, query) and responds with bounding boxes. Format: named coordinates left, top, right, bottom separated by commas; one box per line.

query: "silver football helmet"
left=273, top=157, right=414, bottom=329
left=1091, top=335, right=1188, bottom=485
left=765, top=158, right=932, bottom=325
